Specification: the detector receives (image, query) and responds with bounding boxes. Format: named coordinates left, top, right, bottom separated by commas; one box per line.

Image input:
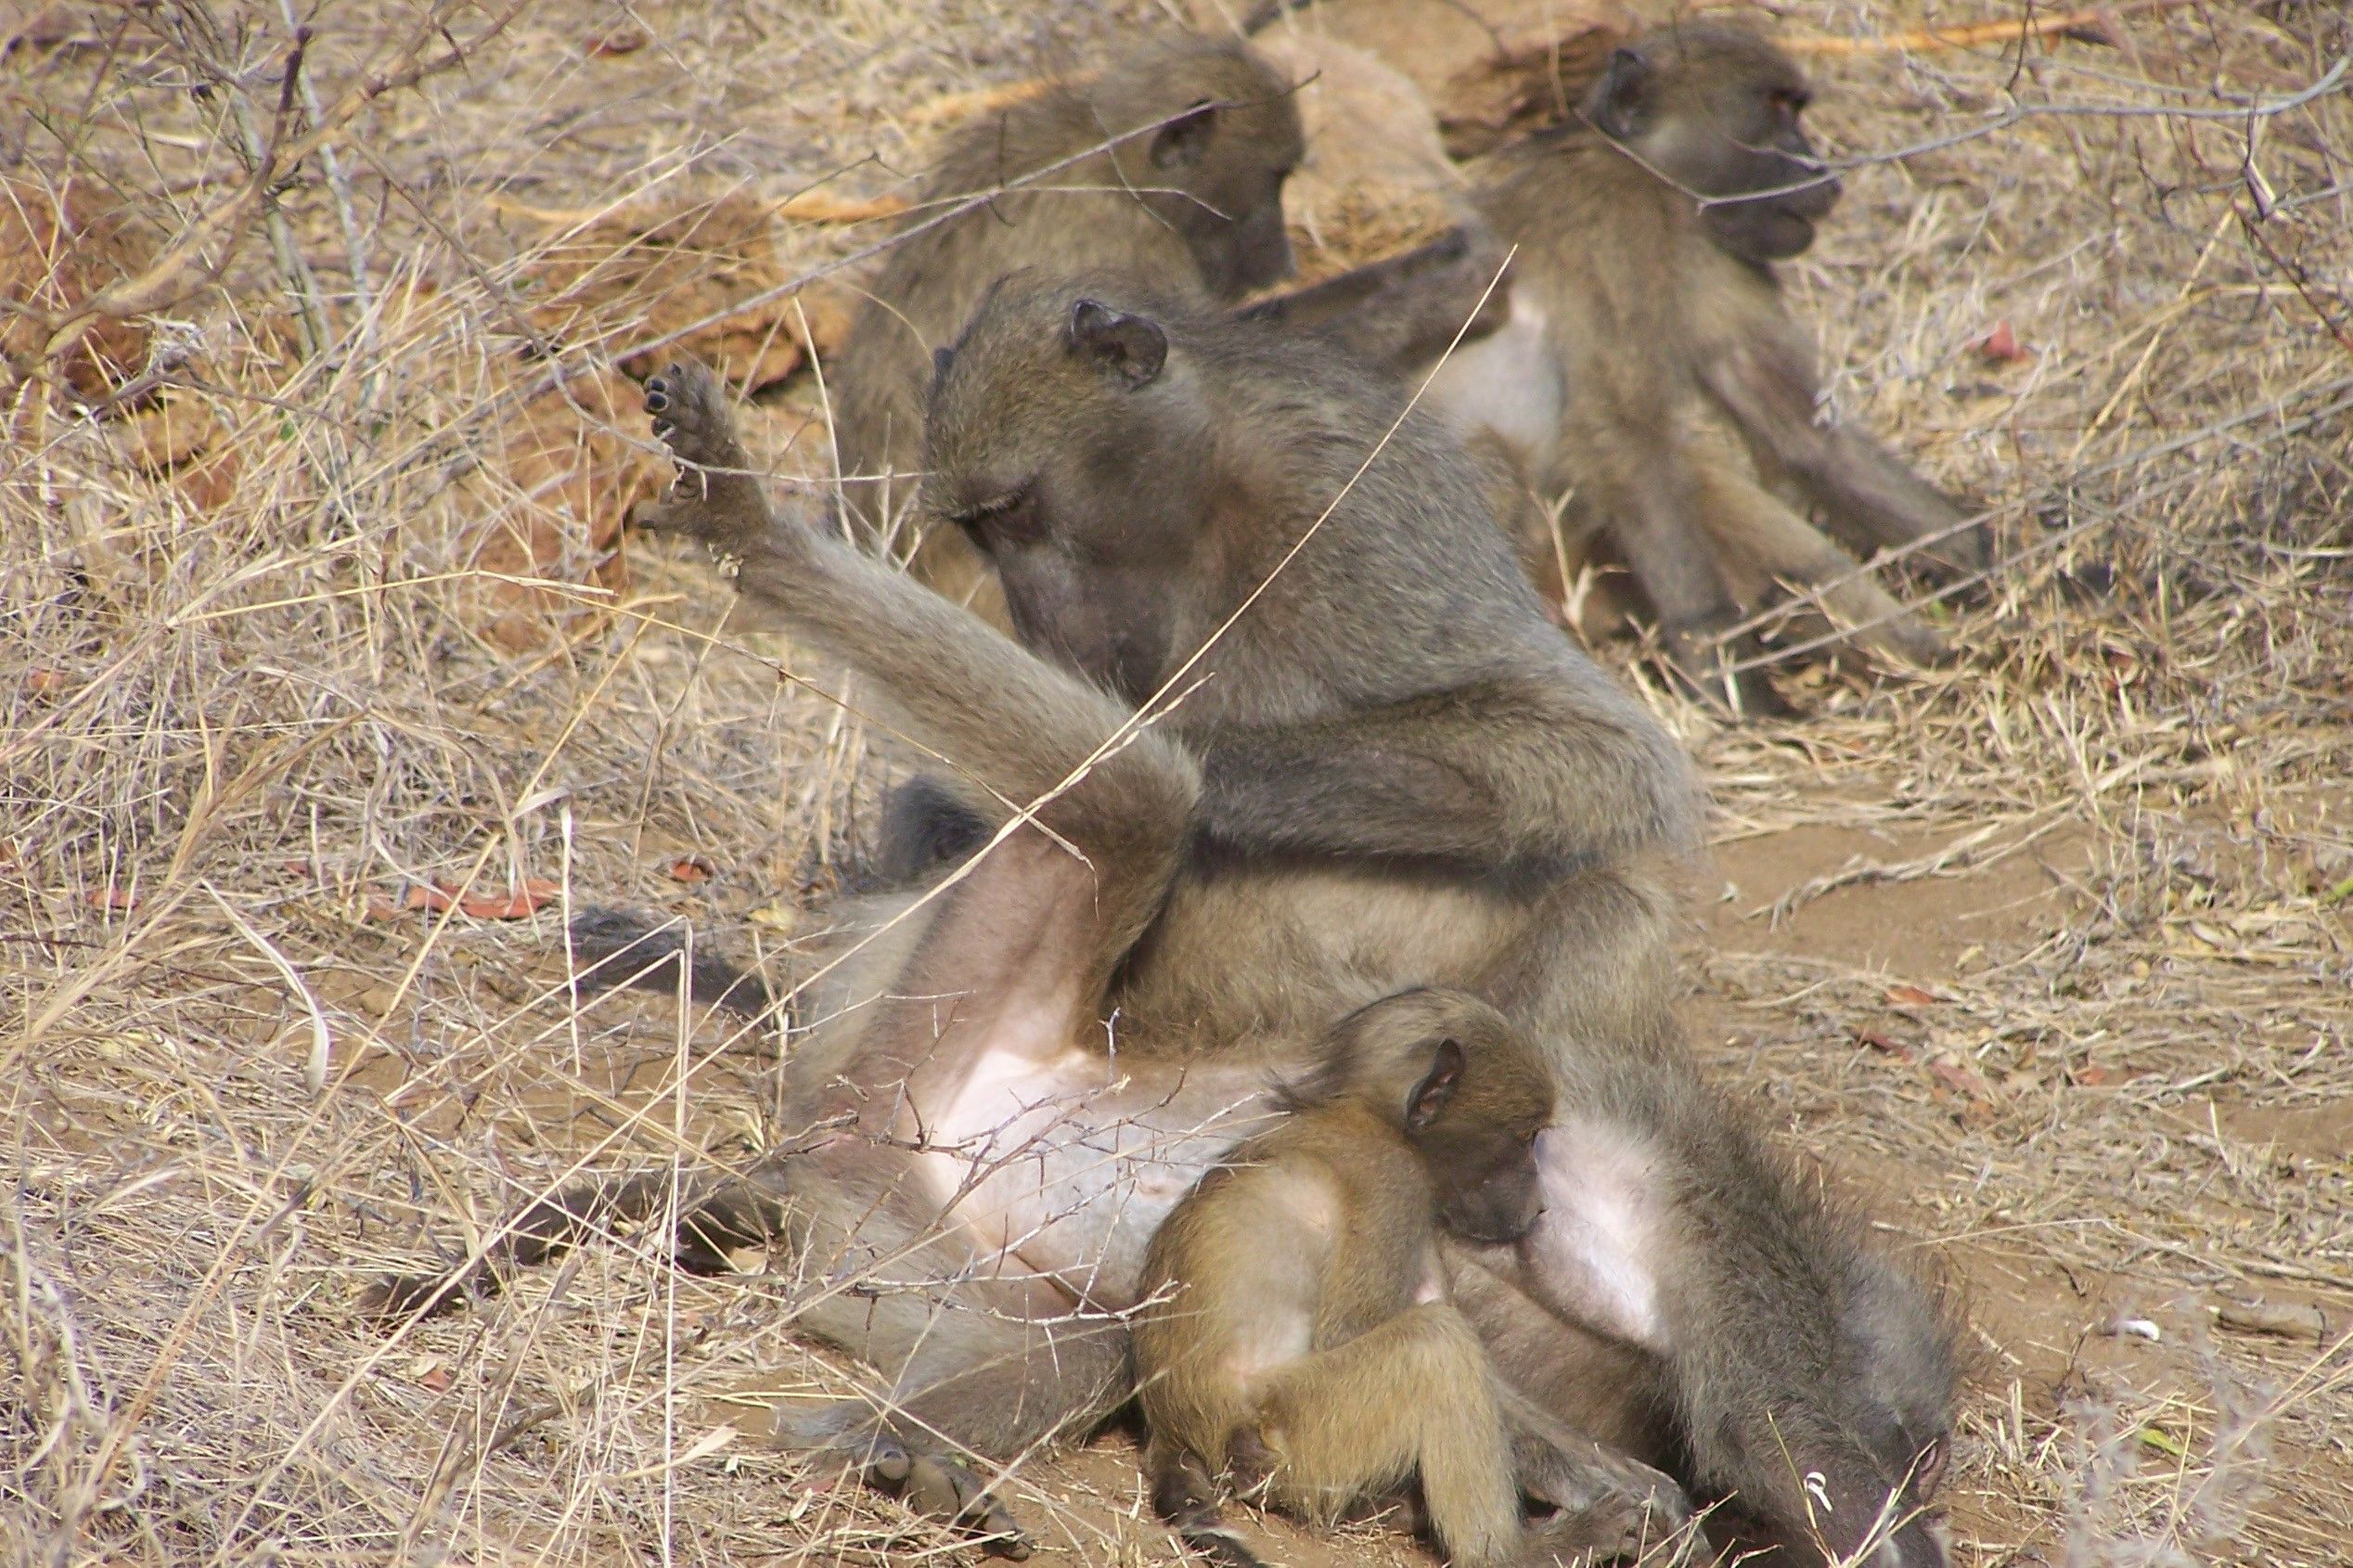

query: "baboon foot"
left=1660, top=618, right=1794, bottom=721
left=636, top=359, right=777, bottom=558
left=776, top=1410, right=1033, bottom=1561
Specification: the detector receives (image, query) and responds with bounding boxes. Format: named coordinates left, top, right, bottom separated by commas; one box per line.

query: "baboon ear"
left=1150, top=100, right=1217, bottom=169
left=1406, top=1039, right=1465, bottom=1130
left=1068, top=299, right=1167, bottom=388
left=1585, top=46, right=1652, bottom=139
left=931, top=345, right=956, bottom=386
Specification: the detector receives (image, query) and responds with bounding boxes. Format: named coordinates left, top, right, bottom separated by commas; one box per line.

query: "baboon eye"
left=952, top=482, right=1040, bottom=545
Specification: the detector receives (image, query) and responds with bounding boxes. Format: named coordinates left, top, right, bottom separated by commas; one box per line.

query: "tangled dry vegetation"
left=2, top=1, right=2347, bottom=1565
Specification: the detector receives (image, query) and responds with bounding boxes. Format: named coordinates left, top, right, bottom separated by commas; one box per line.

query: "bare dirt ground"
left=4, top=2, right=2348, bottom=1566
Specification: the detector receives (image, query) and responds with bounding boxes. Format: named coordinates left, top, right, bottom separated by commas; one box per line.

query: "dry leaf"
left=1923, top=1052, right=1994, bottom=1102
left=585, top=26, right=648, bottom=57
left=85, top=884, right=136, bottom=911
left=119, top=390, right=240, bottom=512
left=521, top=195, right=814, bottom=391
left=0, top=175, right=154, bottom=400
left=393, top=878, right=560, bottom=920
left=23, top=667, right=65, bottom=696
left=1974, top=320, right=2031, bottom=363
left=463, top=366, right=657, bottom=651
left=1884, top=983, right=1941, bottom=1007
left=458, top=879, right=561, bottom=919
left=668, top=856, right=714, bottom=884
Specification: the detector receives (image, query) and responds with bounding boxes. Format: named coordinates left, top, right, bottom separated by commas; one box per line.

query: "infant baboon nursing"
left=379, top=21, right=1975, bottom=1568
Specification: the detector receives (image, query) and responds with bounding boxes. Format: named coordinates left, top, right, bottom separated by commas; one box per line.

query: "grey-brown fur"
left=1431, top=23, right=1985, bottom=715
left=389, top=270, right=1956, bottom=1564
left=825, top=34, right=1303, bottom=616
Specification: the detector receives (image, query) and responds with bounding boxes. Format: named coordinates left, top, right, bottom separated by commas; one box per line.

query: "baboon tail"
left=360, top=1170, right=787, bottom=1325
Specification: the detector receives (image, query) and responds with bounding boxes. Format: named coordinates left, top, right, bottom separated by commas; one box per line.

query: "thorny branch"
left=12, top=0, right=532, bottom=389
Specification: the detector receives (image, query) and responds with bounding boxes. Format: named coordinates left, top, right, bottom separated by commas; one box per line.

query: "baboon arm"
left=1196, top=677, right=1697, bottom=867
left=1700, top=337, right=1983, bottom=572
left=641, top=360, right=1199, bottom=921
left=1237, top=228, right=1511, bottom=372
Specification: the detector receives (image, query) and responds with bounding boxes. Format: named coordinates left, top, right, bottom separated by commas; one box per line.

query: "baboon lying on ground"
left=1428, top=23, right=1985, bottom=714
left=380, top=273, right=1955, bottom=1565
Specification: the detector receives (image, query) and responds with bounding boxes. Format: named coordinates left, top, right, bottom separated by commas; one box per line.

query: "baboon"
left=1428, top=23, right=1986, bottom=714
left=1138, top=987, right=1689, bottom=1568
left=385, top=274, right=1954, bottom=1563
left=826, top=35, right=1511, bottom=620
left=826, top=35, right=1302, bottom=613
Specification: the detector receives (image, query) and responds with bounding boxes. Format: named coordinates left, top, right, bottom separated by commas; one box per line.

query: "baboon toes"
left=835, top=1432, right=1033, bottom=1559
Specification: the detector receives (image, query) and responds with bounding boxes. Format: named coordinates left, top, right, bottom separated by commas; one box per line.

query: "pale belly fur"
left=911, top=1036, right=1281, bottom=1311
left=1427, top=292, right=1565, bottom=478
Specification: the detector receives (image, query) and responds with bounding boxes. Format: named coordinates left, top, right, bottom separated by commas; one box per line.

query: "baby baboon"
left=394, top=273, right=1953, bottom=1562
left=826, top=35, right=1304, bottom=612
left=1431, top=23, right=1984, bottom=713
left=1138, top=988, right=1682, bottom=1568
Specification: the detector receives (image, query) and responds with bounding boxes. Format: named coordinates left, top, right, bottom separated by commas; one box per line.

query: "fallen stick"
left=1783, top=1, right=2194, bottom=58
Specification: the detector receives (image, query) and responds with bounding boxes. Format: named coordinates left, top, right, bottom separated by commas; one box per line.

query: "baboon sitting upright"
left=1430, top=23, right=1986, bottom=714
left=386, top=269, right=1956, bottom=1564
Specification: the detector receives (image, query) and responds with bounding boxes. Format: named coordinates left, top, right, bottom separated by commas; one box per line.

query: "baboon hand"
left=1515, top=1430, right=1704, bottom=1562
left=636, top=359, right=796, bottom=564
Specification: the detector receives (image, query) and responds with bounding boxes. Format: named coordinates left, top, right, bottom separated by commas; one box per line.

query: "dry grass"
left=3, top=1, right=2348, bottom=1565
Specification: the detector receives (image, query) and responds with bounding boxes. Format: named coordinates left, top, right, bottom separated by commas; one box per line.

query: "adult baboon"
left=386, top=272, right=1955, bottom=1564
left=1429, top=23, right=1985, bottom=713
left=826, top=34, right=1302, bottom=614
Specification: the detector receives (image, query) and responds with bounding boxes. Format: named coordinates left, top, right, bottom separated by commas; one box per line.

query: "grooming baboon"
left=827, top=34, right=1511, bottom=620
left=384, top=275, right=1954, bottom=1562
left=1138, top=988, right=1691, bottom=1568
left=1428, top=23, right=1985, bottom=713
left=826, top=35, right=1302, bottom=613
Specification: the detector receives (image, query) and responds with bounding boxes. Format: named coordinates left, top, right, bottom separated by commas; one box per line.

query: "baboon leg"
left=1245, top=1304, right=1522, bottom=1567
left=1702, top=340, right=1987, bottom=576
left=1691, top=465, right=1951, bottom=670
left=767, top=1140, right=1129, bottom=1560
left=1586, top=464, right=1793, bottom=718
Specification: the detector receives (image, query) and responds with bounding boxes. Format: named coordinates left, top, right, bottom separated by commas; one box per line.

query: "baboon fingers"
left=637, top=360, right=786, bottom=559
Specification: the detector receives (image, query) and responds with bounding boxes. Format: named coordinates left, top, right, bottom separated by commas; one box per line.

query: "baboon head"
left=923, top=276, right=1224, bottom=706
left=1582, top=23, right=1842, bottom=264
left=1705, top=1226, right=1960, bottom=1568
left=1325, top=988, right=1556, bottom=1244
left=1092, top=38, right=1304, bottom=297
